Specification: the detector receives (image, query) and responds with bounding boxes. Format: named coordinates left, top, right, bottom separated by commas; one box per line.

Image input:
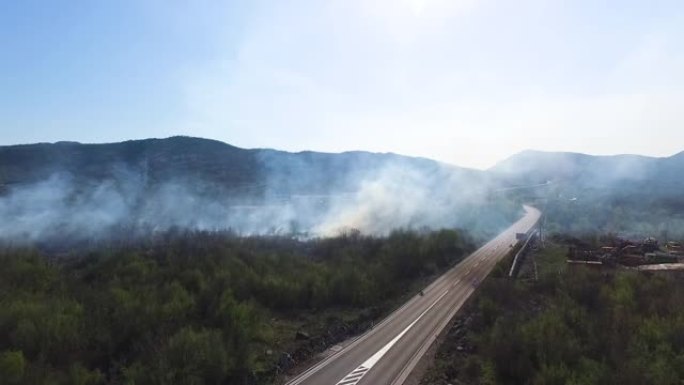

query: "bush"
left=0, top=350, right=25, bottom=384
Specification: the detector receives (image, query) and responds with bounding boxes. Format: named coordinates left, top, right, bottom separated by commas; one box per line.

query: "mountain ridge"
left=0, top=136, right=486, bottom=195
left=0, top=136, right=518, bottom=242
left=2, top=136, right=681, bottom=194
left=0, top=136, right=682, bottom=241
left=3, top=136, right=679, bottom=177
left=490, top=147, right=682, bottom=187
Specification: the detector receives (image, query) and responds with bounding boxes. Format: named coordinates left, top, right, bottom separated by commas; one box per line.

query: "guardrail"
left=509, top=230, right=538, bottom=278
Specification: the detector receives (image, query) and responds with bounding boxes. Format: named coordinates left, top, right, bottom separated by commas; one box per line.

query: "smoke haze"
left=5, top=137, right=681, bottom=245
left=0, top=144, right=517, bottom=244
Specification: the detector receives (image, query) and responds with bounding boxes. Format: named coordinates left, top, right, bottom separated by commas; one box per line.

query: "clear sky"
left=1, top=0, right=683, bottom=169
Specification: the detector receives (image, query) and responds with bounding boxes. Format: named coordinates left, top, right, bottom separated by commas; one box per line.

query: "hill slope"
left=0, top=136, right=481, bottom=195
left=0, top=137, right=514, bottom=243
left=490, top=149, right=680, bottom=188
left=492, top=150, right=684, bottom=237
left=4, top=137, right=680, bottom=242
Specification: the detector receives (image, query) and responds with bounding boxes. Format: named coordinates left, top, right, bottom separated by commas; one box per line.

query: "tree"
left=0, top=350, right=25, bottom=385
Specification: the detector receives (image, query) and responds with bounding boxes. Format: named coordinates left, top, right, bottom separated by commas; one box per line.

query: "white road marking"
left=334, top=289, right=450, bottom=385
left=335, top=366, right=369, bottom=385
left=289, top=209, right=541, bottom=385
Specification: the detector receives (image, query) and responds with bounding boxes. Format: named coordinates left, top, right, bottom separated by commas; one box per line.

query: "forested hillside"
left=0, top=228, right=476, bottom=384
left=0, top=136, right=481, bottom=196
left=423, top=238, right=684, bottom=385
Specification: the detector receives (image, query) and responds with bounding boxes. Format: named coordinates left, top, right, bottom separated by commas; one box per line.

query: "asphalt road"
left=286, top=205, right=542, bottom=385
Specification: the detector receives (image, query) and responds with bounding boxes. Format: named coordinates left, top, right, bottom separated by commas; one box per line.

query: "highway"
left=286, top=205, right=541, bottom=385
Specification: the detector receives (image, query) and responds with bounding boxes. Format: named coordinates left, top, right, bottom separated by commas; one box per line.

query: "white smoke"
left=0, top=158, right=516, bottom=244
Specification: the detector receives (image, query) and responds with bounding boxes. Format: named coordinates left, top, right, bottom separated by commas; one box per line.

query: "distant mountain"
left=491, top=149, right=684, bottom=237
left=0, top=137, right=258, bottom=191
left=2, top=138, right=680, bottom=204
left=5, top=136, right=678, bottom=242
left=492, top=150, right=657, bottom=183
left=0, top=137, right=513, bottom=243
left=0, top=136, right=481, bottom=197
left=490, top=149, right=684, bottom=197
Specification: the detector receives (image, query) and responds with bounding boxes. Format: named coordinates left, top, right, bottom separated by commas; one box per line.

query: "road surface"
left=286, top=205, right=541, bottom=385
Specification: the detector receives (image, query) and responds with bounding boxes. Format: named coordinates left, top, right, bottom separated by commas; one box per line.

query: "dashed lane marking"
left=334, top=289, right=450, bottom=384
left=335, top=366, right=369, bottom=385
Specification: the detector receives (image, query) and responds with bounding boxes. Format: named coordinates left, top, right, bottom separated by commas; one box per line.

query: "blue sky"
left=1, top=0, right=683, bottom=169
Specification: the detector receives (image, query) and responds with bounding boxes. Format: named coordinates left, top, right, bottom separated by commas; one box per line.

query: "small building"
left=666, top=241, right=682, bottom=255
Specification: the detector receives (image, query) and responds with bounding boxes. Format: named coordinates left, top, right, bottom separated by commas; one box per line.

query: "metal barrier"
left=509, top=230, right=538, bottom=278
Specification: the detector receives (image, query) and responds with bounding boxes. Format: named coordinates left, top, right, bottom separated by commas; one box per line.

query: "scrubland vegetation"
left=0, top=229, right=475, bottom=384
left=423, top=240, right=684, bottom=385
